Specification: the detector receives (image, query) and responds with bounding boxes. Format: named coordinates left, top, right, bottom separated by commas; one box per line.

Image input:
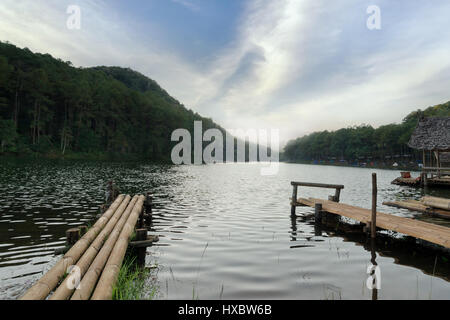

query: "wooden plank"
left=297, top=197, right=450, bottom=248
left=291, top=181, right=344, bottom=189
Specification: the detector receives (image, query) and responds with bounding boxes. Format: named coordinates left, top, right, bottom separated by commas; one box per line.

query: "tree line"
left=282, top=102, right=450, bottom=163
left=0, top=42, right=225, bottom=160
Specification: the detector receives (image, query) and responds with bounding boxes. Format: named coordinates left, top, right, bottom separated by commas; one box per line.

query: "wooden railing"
left=422, top=167, right=450, bottom=179
left=290, top=181, right=344, bottom=215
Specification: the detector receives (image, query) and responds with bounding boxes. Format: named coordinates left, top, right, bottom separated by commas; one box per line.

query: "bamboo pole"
left=422, top=196, right=450, bottom=210
left=20, top=195, right=126, bottom=300
left=91, top=195, right=145, bottom=300
left=69, top=196, right=139, bottom=300
left=49, top=195, right=133, bottom=300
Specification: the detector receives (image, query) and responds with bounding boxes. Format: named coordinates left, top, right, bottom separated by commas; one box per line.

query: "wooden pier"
left=290, top=181, right=450, bottom=249
left=20, top=193, right=157, bottom=300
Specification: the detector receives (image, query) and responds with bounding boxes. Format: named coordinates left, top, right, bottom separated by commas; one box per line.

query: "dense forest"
left=282, top=102, right=450, bottom=165
left=0, top=41, right=226, bottom=160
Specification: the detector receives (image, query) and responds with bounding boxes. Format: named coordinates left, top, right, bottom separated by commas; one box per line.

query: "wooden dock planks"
left=295, top=197, right=450, bottom=248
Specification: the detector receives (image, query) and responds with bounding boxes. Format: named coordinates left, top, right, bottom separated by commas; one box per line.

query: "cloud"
left=171, top=0, right=200, bottom=12
left=188, top=0, right=450, bottom=145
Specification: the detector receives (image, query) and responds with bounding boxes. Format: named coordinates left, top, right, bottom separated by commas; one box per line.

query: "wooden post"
left=334, top=188, right=341, bottom=203
left=135, top=229, right=147, bottom=267
left=291, top=185, right=298, bottom=215
left=79, top=226, right=88, bottom=237
left=315, top=203, right=322, bottom=223
left=66, top=228, right=80, bottom=246
left=371, top=173, right=377, bottom=239
left=138, top=207, right=145, bottom=229
left=422, top=150, right=426, bottom=169
left=144, top=193, right=152, bottom=226
left=436, top=151, right=441, bottom=178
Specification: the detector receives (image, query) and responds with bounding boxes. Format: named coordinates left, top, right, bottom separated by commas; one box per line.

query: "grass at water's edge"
left=112, top=254, right=159, bottom=300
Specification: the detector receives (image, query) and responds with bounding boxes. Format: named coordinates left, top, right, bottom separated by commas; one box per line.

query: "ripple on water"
left=0, top=160, right=449, bottom=300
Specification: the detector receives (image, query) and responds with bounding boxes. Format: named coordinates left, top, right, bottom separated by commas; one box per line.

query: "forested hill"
left=282, top=102, right=450, bottom=164
left=0, top=41, right=223, bottom=160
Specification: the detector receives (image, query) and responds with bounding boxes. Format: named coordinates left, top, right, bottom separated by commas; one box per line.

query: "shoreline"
left=282, top=160, right=421, bottom=173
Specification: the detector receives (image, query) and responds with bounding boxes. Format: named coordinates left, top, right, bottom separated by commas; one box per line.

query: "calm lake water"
left=0, top=159, right=449, bottom=300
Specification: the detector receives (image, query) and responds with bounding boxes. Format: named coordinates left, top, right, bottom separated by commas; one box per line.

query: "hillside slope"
left=0, top=42, right=222, bottom=160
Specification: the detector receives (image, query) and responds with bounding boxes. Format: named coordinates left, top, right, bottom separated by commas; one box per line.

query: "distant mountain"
left=0, top=42, right=228, bottom=160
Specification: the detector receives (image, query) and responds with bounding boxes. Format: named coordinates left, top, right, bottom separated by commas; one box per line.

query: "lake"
left=0, top=159, right=449, bottom=300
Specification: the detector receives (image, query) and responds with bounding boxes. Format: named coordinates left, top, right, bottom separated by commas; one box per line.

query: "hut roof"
left=407, top=117, right=450, bottom=151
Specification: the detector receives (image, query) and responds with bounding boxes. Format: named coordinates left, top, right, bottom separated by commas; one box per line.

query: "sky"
left=1, top=0, right=450, bottom=147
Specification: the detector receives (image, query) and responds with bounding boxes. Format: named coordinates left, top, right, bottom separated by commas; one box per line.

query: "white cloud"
left=171, top=0, right=200, bottom=12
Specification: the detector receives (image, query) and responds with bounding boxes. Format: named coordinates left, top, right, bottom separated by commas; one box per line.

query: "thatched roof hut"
left=408, top=117, right=450, bottom=151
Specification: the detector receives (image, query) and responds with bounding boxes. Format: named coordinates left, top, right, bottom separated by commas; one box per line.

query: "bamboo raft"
left=290, top=181, right=450, bottom=249
left=383, top=196, right=450, bottom=220
left=20, top=194, right=157, bottom=300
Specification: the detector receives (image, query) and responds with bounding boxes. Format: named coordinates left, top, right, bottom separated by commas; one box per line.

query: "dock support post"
left=371, top=173, right=377, bottom=239
left=66, top=228, right=80, bottom=246
left=334, top=188, right=341, bottom=203
left=315, top=203, right=323, bottom=224
left=144, top=193, right=152, bottom=226
left=138, top=206, right=145, bottom=229
left=291, top=185, right=298, bottom=216
left=135, top=229, right=147, bottom=267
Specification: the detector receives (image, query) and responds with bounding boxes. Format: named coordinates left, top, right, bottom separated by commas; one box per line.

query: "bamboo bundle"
left=70, top=196, right=139, bottom=300
left=90, top=195, right=145, bottom=300
left=422, top=196, right=450, bottom=210
left=49, top=195, right=132, bottom=300
left=20, top=195, right=126, bottom=300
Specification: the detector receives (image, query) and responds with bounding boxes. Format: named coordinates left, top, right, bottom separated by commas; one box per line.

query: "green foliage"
left=283, top=102, right=450, bottom=162
left=0, top=41, right=225, bottom=159
left=0, top=118, right=17, bottom=152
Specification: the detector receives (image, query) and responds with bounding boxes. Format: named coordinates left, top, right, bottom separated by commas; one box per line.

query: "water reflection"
left=368, top=239, right=379, bottom=301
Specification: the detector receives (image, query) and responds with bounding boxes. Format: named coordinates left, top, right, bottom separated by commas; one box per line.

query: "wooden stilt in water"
left=135, top=229, right=147, bottom=267
left=315, top=203, right=322, bottom=223
left=371, top=173, right=377, bottom=239
left=291, top=185, right=298, bottom=216
left=66, top=228, right=80, bottom=246
left=144, top=193, right=153, bottom=226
